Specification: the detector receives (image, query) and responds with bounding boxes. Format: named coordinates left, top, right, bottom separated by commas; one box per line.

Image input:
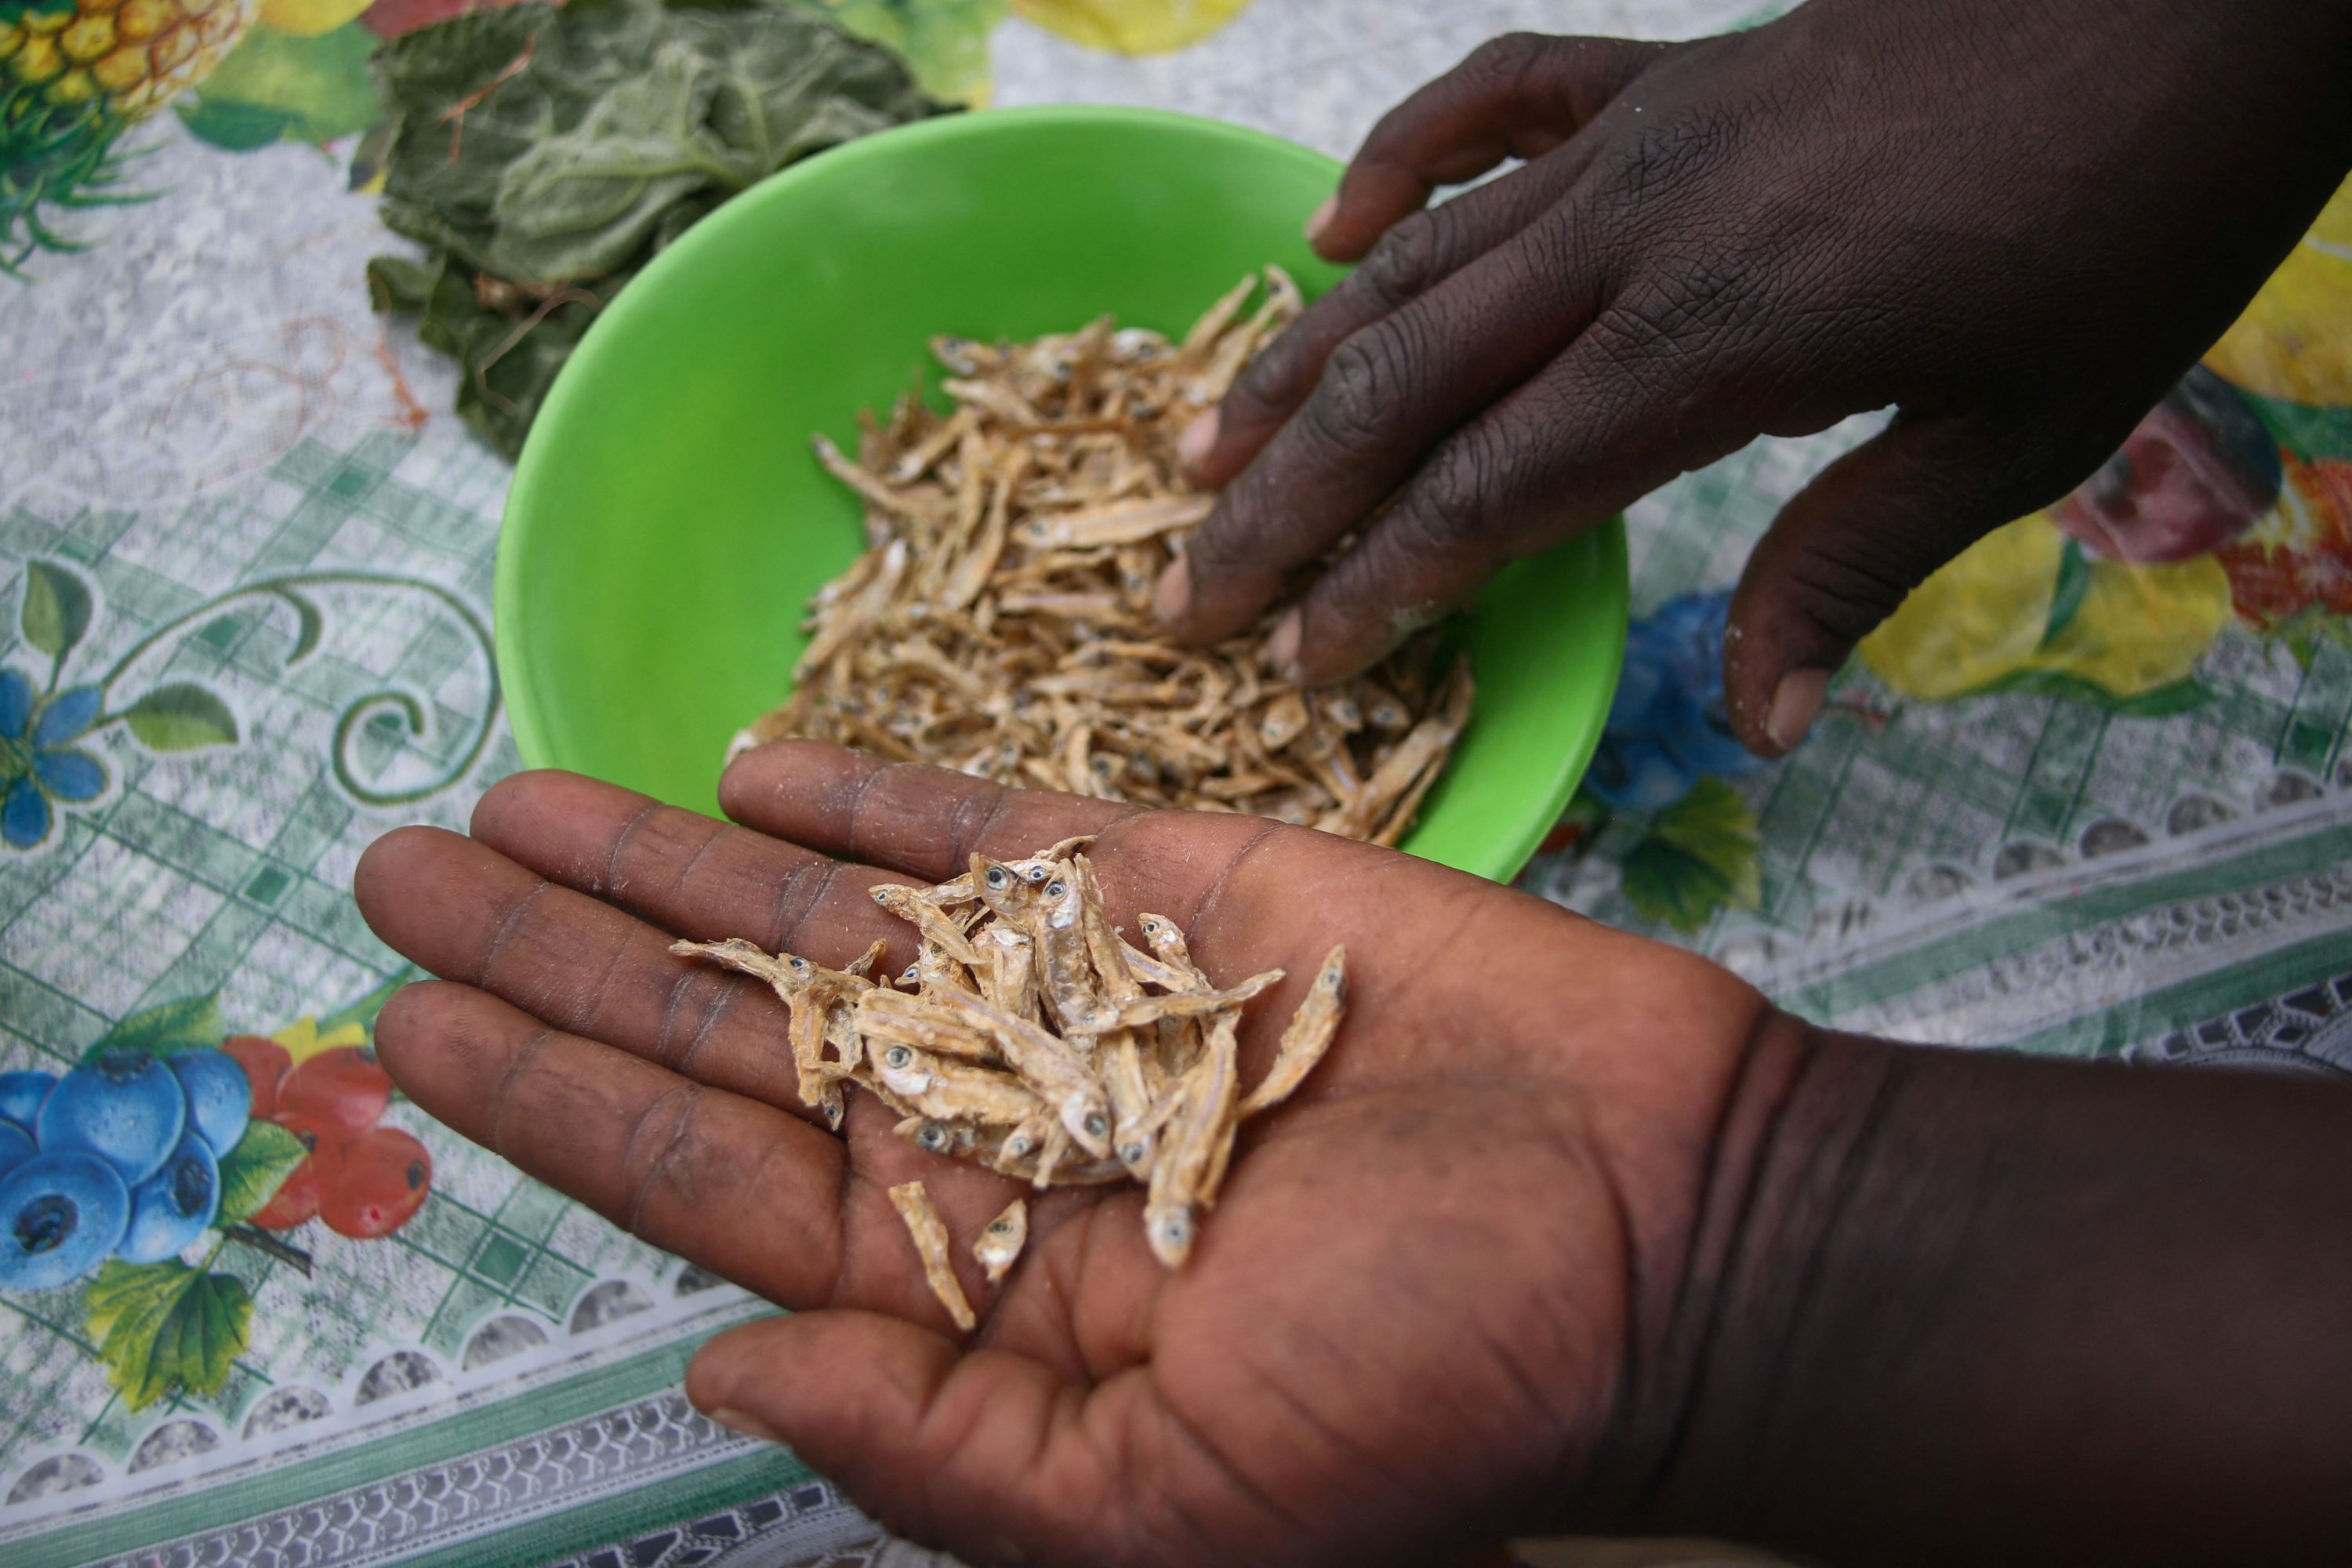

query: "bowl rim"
left=498, top=104, right=1625, bottom=882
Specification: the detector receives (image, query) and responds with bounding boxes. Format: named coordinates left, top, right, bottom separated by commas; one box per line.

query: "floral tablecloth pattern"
left=5, top=1, right=2350, bottom=1563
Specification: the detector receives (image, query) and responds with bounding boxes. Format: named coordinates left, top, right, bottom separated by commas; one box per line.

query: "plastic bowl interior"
left=499, top=106, right=1626, bottom=882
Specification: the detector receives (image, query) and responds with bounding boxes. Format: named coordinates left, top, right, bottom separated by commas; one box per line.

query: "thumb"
left=1723, top=414, right=2089, bottom=756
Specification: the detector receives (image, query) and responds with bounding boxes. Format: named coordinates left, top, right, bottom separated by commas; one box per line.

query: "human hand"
left=351, top=743, right=1783, bottom=1567
left=1160, top=0, right=2352, bottom=751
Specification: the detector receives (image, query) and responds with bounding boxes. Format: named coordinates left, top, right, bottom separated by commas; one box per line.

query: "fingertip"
left=369, top=978, right=470, bottom=1087
left=1176, top=407, right=1219, bottom=477
left=352, top=824, right=461, bottom=929
left=1150, top=557, right=1192, bottom=628
left=1264, top=608, right=1302, bottom=681
left=1302, top=193, right=1338, bottom=246
left=1763, top=667, right=1829, bottom=756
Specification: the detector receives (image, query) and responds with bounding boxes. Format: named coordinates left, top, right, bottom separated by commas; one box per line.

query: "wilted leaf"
left=86, top=1261, right=255, bottom=1410
left=122, top=684, right=240, bottom=751
left=86, top=994, right=226, bottom=1063
left=21, top=560, right=92, bottom=663
left=217, top=1121, right=310, bottom=1227
left=369, top=0, right=944, bottom=454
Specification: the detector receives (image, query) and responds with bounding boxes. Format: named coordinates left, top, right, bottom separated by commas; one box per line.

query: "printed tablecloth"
left=4, top=1, right=2350, bottom=1563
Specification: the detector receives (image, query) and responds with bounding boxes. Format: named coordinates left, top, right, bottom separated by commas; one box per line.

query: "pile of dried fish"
left=731, top=270, right=1474, bottom=844
left=674, top=833, right=1346, bottom=1313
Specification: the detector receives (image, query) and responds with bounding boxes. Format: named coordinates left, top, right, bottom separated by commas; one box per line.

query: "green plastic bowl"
left=499, top=106, right=1625, bottom=882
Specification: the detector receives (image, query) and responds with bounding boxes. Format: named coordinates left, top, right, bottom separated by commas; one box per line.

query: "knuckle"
left=1458, top=31, right=1551, bottom=90
left=1354, top=211, right=1444, bottom=307
left=1306, top=332, right=1414, bottom=457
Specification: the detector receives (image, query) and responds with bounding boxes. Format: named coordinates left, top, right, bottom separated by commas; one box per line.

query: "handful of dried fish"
left=731, top=270, right=1474, bottom=844
left=674, top=836, right=1347, bottom=1305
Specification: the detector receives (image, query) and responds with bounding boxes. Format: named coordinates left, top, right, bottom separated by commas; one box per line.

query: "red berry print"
left=318, top=1127, right=432, bottom=1240
left=277, top=1048, right=393, bottom=1140
left=222, top=1036, right=292, bottom=1120
left=249, top=1153, right=321, bottom=1231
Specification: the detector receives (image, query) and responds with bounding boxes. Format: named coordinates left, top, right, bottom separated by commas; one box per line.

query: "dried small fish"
left=1240, top=946, right=1347, bottom=1116
left=974, top=1198, right=1028, bottom=1283
left=740, top=271, right=1470, bottom=842
left=679, top=839, right=1350, bottom=1274
left=889, top=1180, right=976, bottom=1331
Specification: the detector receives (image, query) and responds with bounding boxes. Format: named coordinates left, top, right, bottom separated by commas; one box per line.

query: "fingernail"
left=1766, top=668, right=1829, bottom=752
left=1178, top=408, right=1218, bottom=473
left=1152, top=559, right=1191, bottom=625
left=708, top=1406, right=786, bottom=1445
left=1265, top=608, right=1302, bottom=678
left=1304, top=194, right=1338, bottom=245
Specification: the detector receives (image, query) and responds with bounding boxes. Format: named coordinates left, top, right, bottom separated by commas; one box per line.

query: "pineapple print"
left=1, top=0, right=262, bottom=272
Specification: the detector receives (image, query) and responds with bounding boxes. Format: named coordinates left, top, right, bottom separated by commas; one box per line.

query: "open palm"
left=354, top=741, right=1775, bottom=1568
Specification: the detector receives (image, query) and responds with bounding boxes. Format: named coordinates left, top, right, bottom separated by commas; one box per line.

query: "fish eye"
left=1007, top=1135, right=1033, bottom=1156
left=984, top=866, right=1009, bottom=889
left=884, top=1045, right=913, bottom=1069
left=1083, top=1113, right=1109, bottom=1140
left=988, top=1218, right=1012, bottom=1234
left=902, top=964, right=920, bottom=980
left=1157, top=1213, right=1191, bottom=1246
left=1118, top=1142, right=1145, bottom=1166
left=789, top=956, right=811, bottom=971
left=871, top=889, right=888, bottom=902
left=1022, top=864, right=1047, bottom=883
left=917, top=1123, right=949, bottom=1152
left=1140, top=918, right=1160, bottom=935
left=1045, top=880, right=1065, bottom=898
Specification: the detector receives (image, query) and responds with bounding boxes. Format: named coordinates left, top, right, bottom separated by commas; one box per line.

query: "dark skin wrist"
left=1595, top=1026, right=2352, bottom=1566
left=1163, top=0, right=2352, bottom=753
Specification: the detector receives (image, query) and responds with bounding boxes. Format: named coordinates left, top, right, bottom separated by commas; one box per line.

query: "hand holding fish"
left=353, top=742, right=2352, bottom=1566
left=351, top=739, right=1773, bottom=1564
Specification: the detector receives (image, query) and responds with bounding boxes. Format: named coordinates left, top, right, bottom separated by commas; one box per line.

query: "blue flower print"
left=0, top=670, right=109, bottom=849
left=1584, top=591, right=1769, bottom=811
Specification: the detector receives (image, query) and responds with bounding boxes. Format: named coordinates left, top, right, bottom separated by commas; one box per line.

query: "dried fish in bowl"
left=731, top=268, right=1475, bottom=846
left=673, top=837, right=1348, bottom=1298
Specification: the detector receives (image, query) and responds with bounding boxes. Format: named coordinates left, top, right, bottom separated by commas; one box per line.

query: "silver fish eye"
left=1083, top=1113, right=1109, bottom=1139
left=1022, top=864, right=1047, bottom=883
left=884, top=1045, right=913, bottom=1069
left=1045, top=880, right=1065, bottom=898
left=1007, top=1134, right=1033, bottom=1156
left=1157, top=1214, right=1191, bottom=1245
left=789, top=957, right=810, bottom=972
left=917, top=1123, right=949, bottom=1152
left=985, top=866, right=1009, bottom=889
left=1119, top=1142, right=1145, bottom=1165
left=988, top=1218, right=1012, bottom=1234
